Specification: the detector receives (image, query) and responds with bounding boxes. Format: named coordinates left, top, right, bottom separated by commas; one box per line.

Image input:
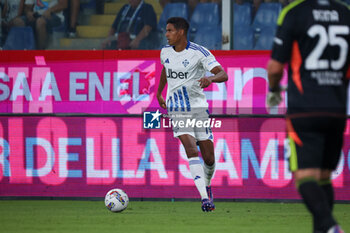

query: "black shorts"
left=287, top=116, right=346, bottom=172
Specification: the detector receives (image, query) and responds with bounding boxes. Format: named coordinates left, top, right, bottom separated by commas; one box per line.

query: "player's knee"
left=294, top=168, right=321, bottom=182
left=203, top=156, right=215, bottom=166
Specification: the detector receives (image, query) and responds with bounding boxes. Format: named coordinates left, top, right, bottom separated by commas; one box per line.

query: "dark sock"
left=297, top=178, right=336, bottom=232
left=319, top=179, right=334, bottom=211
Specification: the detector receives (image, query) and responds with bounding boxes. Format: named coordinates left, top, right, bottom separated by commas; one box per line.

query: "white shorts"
left=169, top=110, right=214, bottom=142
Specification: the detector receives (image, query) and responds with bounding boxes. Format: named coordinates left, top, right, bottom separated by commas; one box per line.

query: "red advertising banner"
left=0, top=50, right=287, bottom=115
left=0, top=51, right=349, bottom=200
left=0, top=116, right=349, bottom=200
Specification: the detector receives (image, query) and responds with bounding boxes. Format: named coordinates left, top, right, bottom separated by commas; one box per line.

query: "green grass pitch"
left=0, top=200, right=349, bottom=233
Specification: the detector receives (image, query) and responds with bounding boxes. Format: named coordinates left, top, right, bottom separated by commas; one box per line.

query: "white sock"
left=203, top=162, right=216, bottom=187
left=189, top=157, right=208, bottom=200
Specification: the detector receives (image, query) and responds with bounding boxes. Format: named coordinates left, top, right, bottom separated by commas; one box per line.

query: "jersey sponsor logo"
left=166, top=68, right=188, bottom=79
left=165, top=58, right=170, bottom=63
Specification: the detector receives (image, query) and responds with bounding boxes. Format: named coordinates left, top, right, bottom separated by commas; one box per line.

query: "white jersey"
left=160, top=42, right=220, bottom=113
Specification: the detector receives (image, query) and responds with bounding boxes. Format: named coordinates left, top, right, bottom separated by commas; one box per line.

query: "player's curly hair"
left=166, top=17, right=189, bottom=35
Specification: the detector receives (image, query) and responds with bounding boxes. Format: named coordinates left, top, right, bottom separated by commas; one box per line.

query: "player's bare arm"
left=157, top=67, right=167, bottom=109
left=198, top=66, right=228, bottom=88
left=266, top=59, right=285, bottom=107
left=267, top=59, right=284, bottom=90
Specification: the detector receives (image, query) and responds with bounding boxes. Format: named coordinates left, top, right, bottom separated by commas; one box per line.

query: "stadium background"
left=1, top=2, right=350, bottom=233
left=0, top=49, right=349, bottom=201
left=0, top=0, right=349, bottom=201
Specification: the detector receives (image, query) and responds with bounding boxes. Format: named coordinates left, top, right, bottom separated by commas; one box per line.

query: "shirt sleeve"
left=271, top=8, right=295, bottom=64
left=200, top=48, right=221, bottom=72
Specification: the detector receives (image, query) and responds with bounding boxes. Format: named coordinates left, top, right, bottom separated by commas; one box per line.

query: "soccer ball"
left=104, top=188, right=129, bottom=212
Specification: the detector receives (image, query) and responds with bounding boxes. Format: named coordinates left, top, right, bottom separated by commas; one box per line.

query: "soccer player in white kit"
left=157, top=17, right=228, bottom=212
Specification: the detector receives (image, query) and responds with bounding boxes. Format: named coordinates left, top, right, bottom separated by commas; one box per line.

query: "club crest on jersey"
left=182, top=59, right=189, bottom=67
